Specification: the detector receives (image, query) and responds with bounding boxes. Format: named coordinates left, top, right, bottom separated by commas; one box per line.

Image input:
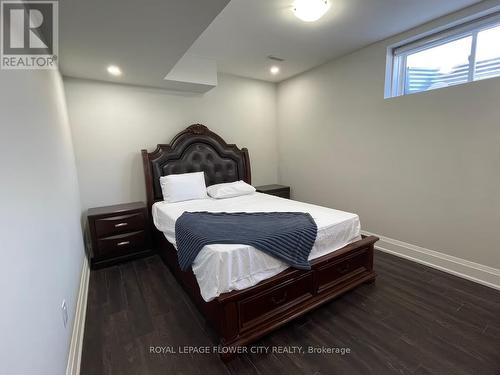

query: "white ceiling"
left=59, top=0, right=229, bottom=88
left=59, top=0, right=484, bottom=88
left=187, top=0, right=483, bottom=82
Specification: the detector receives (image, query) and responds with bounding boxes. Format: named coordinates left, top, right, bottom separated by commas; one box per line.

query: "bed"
left=142, top=124, right=378, bottom=360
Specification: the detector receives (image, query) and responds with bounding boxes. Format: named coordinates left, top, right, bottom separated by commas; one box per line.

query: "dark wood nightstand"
left=87, top=202, right=153, bottom=269
left=255, top=184, right=290, bottom=199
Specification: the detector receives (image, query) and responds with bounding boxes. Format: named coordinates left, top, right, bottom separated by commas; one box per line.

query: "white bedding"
left=152, top=192, right=361, bottom=301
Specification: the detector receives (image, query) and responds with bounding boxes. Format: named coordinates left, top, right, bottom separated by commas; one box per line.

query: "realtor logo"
left=1, top=0, right=58, bottom=69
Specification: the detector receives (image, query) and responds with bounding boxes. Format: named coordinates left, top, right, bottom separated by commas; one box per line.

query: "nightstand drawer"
left=95, top=212, right=145, bottom=237
left=256, top=185, right=290, bottom=199
left=96, top=230, right=146, bottom=257
left=270, top=189, right=290, bottom=199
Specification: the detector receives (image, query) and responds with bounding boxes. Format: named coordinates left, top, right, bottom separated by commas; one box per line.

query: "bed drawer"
left=238, top=273, right=313, bottom=331
left=96, top=230, right=146, bottom=257
left=95, top=212, right=145, bottom=237
left=316, top=249, right=369, bottom=292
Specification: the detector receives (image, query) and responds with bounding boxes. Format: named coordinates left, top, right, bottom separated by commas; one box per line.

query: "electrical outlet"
left=61, top=299, right=68, bottom=328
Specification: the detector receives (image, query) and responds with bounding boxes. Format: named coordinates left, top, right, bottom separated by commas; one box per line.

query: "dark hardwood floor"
left=81, top=251, right=500, bottom=375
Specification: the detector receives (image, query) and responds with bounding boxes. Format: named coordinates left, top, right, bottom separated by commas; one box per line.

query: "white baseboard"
left=66, top=257, right=90, bottom=375
left=362, top=230, right=500, bottom=291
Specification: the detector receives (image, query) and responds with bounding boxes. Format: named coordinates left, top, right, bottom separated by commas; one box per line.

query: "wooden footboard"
left=156, top=233, right=378, bottom=361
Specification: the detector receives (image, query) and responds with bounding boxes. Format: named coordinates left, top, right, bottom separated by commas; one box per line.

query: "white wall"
left=277, top=6, right=500, bottom=268
left=64, top=73, right=278, bottom=211
left=0, top=69, right=85, bottom=374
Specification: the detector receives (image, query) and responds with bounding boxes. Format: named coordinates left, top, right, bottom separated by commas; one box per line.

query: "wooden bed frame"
left=142, top=124, right=378, bottom=360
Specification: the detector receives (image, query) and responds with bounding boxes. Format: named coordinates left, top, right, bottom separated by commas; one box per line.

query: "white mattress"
left=152, top=192, right=361, bottom=302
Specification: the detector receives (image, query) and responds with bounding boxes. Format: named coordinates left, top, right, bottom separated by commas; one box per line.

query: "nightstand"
left=255, top=184, right=290, bottom=199
left=87, top=202, right=153, bottom=269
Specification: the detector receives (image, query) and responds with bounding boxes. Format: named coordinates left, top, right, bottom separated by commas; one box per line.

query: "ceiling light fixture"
left=107, top=65, right=122, bottom=76
left=293, top=0, right=330, bottom=22
left=270, top=66, right=280, bottom=75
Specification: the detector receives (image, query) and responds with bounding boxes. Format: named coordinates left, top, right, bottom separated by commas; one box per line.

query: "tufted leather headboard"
left=141, top=124, right=251, bottom=209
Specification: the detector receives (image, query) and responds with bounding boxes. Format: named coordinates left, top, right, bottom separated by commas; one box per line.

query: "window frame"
left=386, top=11, right=500, bottom=98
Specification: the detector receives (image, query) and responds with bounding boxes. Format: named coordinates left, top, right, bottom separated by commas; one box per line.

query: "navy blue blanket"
left=175, top=212, right=318, bottom=271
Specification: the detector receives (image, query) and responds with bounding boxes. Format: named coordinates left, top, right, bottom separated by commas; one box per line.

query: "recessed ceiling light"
left=270, top=66, right=280, bottom=75
left=293, top=0, right=330, bottom=22
left=107, top=65, right=122, bottom=76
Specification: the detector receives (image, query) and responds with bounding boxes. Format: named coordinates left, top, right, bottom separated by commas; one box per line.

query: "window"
left=387, top=12, right=500, bottom=97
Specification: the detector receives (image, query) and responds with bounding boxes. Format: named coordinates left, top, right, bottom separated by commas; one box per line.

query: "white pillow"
left=207, top=180, right=256, bottom=199
left=160, top=172, right=208, bottom=203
